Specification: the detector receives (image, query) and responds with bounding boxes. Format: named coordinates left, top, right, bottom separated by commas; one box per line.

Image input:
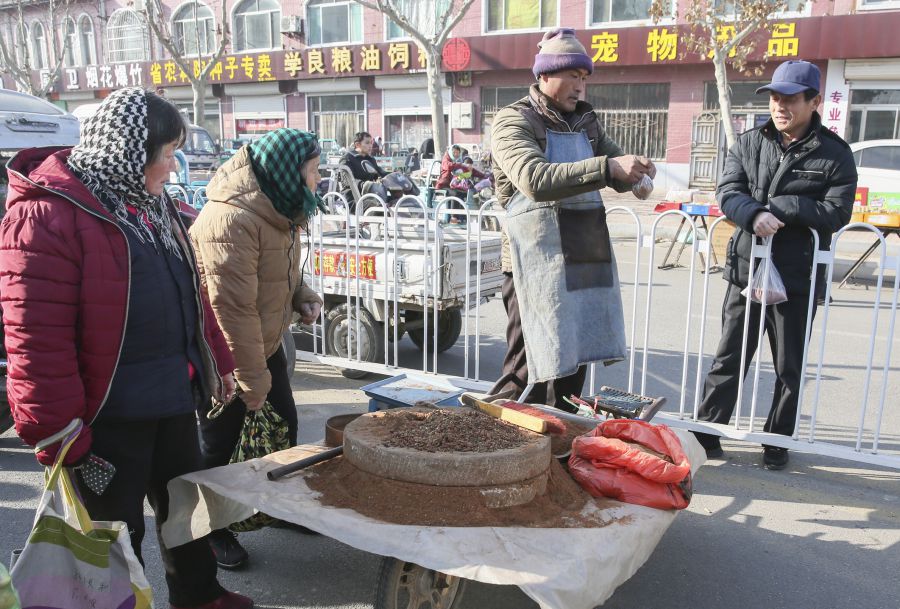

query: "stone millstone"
left=342, top=409, right=551, bottom=487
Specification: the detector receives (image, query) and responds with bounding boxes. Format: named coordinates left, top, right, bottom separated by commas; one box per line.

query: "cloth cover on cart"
left=161, top=432, right=706, bottom=609
left=504, top=128, right=626, bottom=383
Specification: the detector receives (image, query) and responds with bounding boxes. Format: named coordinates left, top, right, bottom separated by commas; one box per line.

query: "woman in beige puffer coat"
left=189, top=128, right=323, bottom=568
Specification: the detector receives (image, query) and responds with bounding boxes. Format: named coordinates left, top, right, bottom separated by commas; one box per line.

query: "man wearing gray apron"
left=489, top=28, right=656, bottom=411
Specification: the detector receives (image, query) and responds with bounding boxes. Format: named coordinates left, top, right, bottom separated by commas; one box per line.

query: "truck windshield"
left=188, top=128, right=216, bottom=153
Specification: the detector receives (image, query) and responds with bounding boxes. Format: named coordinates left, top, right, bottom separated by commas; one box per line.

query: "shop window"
left=173, top=1, right=216, bottom=56
left=586, top=83, right=669, bottom=160
left=591, top=0, right=652, bottom=24
left=481, top=86, right=531, bottom=114
left=704, top=81, right=770, bottom=111
left=712, top=0, right=804, bottom=14
left=486, top=0, right=557, bottom=32
left=386, top=0, right=451, bottom=39
left=307, top=0, right=362, bottom=46
left=63, top=17, right=78, bottom=67
left=858, top=0, right=900, bottom=10
left=175, top=101, right=221, bottom=139
left=236, top=117, right=285, bottom=138
left=31, top=22, right=48, bottom=70
left=10, top=25, right=26, bottom=67
left=308, top=94, right=365, bottom=149
left=106, top=8, right=149, bottom=63
left=386, top=115, right=448, bottom=151
left=78, top=15, right=97, bottom=66
left=846, top=89, right=900, bottom=143
left=233, top=0, right=280, bottom=52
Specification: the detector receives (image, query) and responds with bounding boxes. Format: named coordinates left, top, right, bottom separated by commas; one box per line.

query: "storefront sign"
left=442, top=38, right=471, bottom=71
left=235, top=118, right=284, bottom=134
left=823, top=60, right=850, bottom=137
left=35, top=13, right=900, bottom=95
left=314, top=250, right=377, bottom=280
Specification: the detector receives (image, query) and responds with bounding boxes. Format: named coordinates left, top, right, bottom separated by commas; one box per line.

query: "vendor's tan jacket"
left=190, top=147, right=322, bottom=405
left=491, top=85, right=632, bottom=272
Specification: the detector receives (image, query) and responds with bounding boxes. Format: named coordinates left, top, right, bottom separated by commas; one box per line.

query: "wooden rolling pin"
left=459, top=393, right=548, bottom=434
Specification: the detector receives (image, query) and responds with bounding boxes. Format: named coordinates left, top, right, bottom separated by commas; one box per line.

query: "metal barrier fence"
left=296, top=195, right=900, bottom=469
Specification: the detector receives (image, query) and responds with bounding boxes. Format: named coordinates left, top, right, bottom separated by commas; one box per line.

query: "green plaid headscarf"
left=247, top=128, right=321, bottom=221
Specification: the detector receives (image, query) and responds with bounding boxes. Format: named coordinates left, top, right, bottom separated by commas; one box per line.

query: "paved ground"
left=3, top=360, right=898, bottom=609
left=2, top=223, right=899, bottom=609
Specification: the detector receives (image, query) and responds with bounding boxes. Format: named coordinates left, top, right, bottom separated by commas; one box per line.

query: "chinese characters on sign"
left=592, top=33, right=619, bottom=63
left=646, top=28, right=677, bottom=62
left=767, top=23, right=799, bottom=58
left=314, top=251, right=377, bottom=281
left=39, top=23, right=809, bottom=93
left=823, top=60, right=850, bottom=137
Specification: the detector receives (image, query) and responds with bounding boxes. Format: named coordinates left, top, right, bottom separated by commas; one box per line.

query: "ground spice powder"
left=304, top=458, right=628, bottom=528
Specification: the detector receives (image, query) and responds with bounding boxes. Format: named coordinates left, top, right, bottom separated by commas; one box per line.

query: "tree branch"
left=436, top=0, right=476, bottom=46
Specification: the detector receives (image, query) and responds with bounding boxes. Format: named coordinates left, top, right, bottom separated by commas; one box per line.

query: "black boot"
left=208, top=529, right=248, bottom=570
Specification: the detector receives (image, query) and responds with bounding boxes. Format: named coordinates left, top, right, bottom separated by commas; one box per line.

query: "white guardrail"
left=296, top=194, right=900, bottom=469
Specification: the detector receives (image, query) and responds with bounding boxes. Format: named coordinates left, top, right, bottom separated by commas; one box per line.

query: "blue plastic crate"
left=361, top=373, right=465, bottom=412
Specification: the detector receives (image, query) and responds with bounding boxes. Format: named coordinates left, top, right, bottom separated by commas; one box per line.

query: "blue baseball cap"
left=756, top=60, right=820, bottom=95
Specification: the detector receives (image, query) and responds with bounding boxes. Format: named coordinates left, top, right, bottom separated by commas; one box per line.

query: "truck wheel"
left=406, top=309, right=462, bottom=353
left=374, top=557, right=466, bottom=609
left=281, top=328, right=297, bottom=380
left=324, top=303, right=384, bottom=380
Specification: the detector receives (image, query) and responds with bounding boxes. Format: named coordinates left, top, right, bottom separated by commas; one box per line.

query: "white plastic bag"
left=632, top=175, right=654, bottom=200
left=741, top=258, right=788, bottom=304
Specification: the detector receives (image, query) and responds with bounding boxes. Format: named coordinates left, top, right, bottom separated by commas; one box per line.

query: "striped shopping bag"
left=10, top=419, right=153, bottom=609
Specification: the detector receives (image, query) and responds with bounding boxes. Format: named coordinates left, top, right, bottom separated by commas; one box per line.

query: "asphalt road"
left=2, top=237, right=899, bottom=609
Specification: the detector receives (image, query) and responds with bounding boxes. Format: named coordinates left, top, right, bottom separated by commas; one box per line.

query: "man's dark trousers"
left=695, top=283, right=817, bottom=449
left=490, top=273, right=587, bottom=409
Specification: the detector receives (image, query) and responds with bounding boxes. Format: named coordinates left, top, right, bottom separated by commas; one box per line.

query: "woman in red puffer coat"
left=0, top=88, right=252, bottom=609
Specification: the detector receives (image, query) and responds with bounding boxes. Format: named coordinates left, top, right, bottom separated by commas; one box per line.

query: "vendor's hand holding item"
left=741, top=257, right=788, bottom=304
left=608, top=154, right=656, bottom=183
left=568, top=419, right=693, bottom=510
left=632, top=174, right=654, bottom=200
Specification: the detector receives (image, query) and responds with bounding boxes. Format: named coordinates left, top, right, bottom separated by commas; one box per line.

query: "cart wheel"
left=406, top=309, right=462, bottom=354
left=374, top=557, right=467, bottom=609
left=281, top=328, right=297, bottom=380
left=324, top=303, right=384, bottom=380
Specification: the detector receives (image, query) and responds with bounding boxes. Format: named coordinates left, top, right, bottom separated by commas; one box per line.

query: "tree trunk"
left=712, top=49, right=737, bottom=150
left=191, top=80, right=206, bottom=128
left=424, top=46, right=447, bottom=156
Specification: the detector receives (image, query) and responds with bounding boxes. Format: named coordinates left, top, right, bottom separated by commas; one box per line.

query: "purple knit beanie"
left=532, top=28, right=594, bottom=79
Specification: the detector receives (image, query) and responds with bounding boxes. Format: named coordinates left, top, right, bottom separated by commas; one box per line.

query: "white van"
left=1, top=89, right=80, bottom=204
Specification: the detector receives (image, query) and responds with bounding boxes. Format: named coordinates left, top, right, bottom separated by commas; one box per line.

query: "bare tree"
left=141, top=0, right=229, bottom=128
left=650, top=0, right=808, bottom=148
left=0, top=0, right=74, bottom=97
left=349, top=0, right=476, bottom=155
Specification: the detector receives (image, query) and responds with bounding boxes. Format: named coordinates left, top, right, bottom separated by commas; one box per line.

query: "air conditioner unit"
left=280, top=15, right=304, bottom=35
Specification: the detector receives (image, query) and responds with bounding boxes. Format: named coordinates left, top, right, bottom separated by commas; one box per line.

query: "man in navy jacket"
left=695, top=60, right=858, bottom=470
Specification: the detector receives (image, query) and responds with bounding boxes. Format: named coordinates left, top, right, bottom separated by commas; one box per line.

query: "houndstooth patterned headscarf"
left=68, top=87, right=183, bottom=260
